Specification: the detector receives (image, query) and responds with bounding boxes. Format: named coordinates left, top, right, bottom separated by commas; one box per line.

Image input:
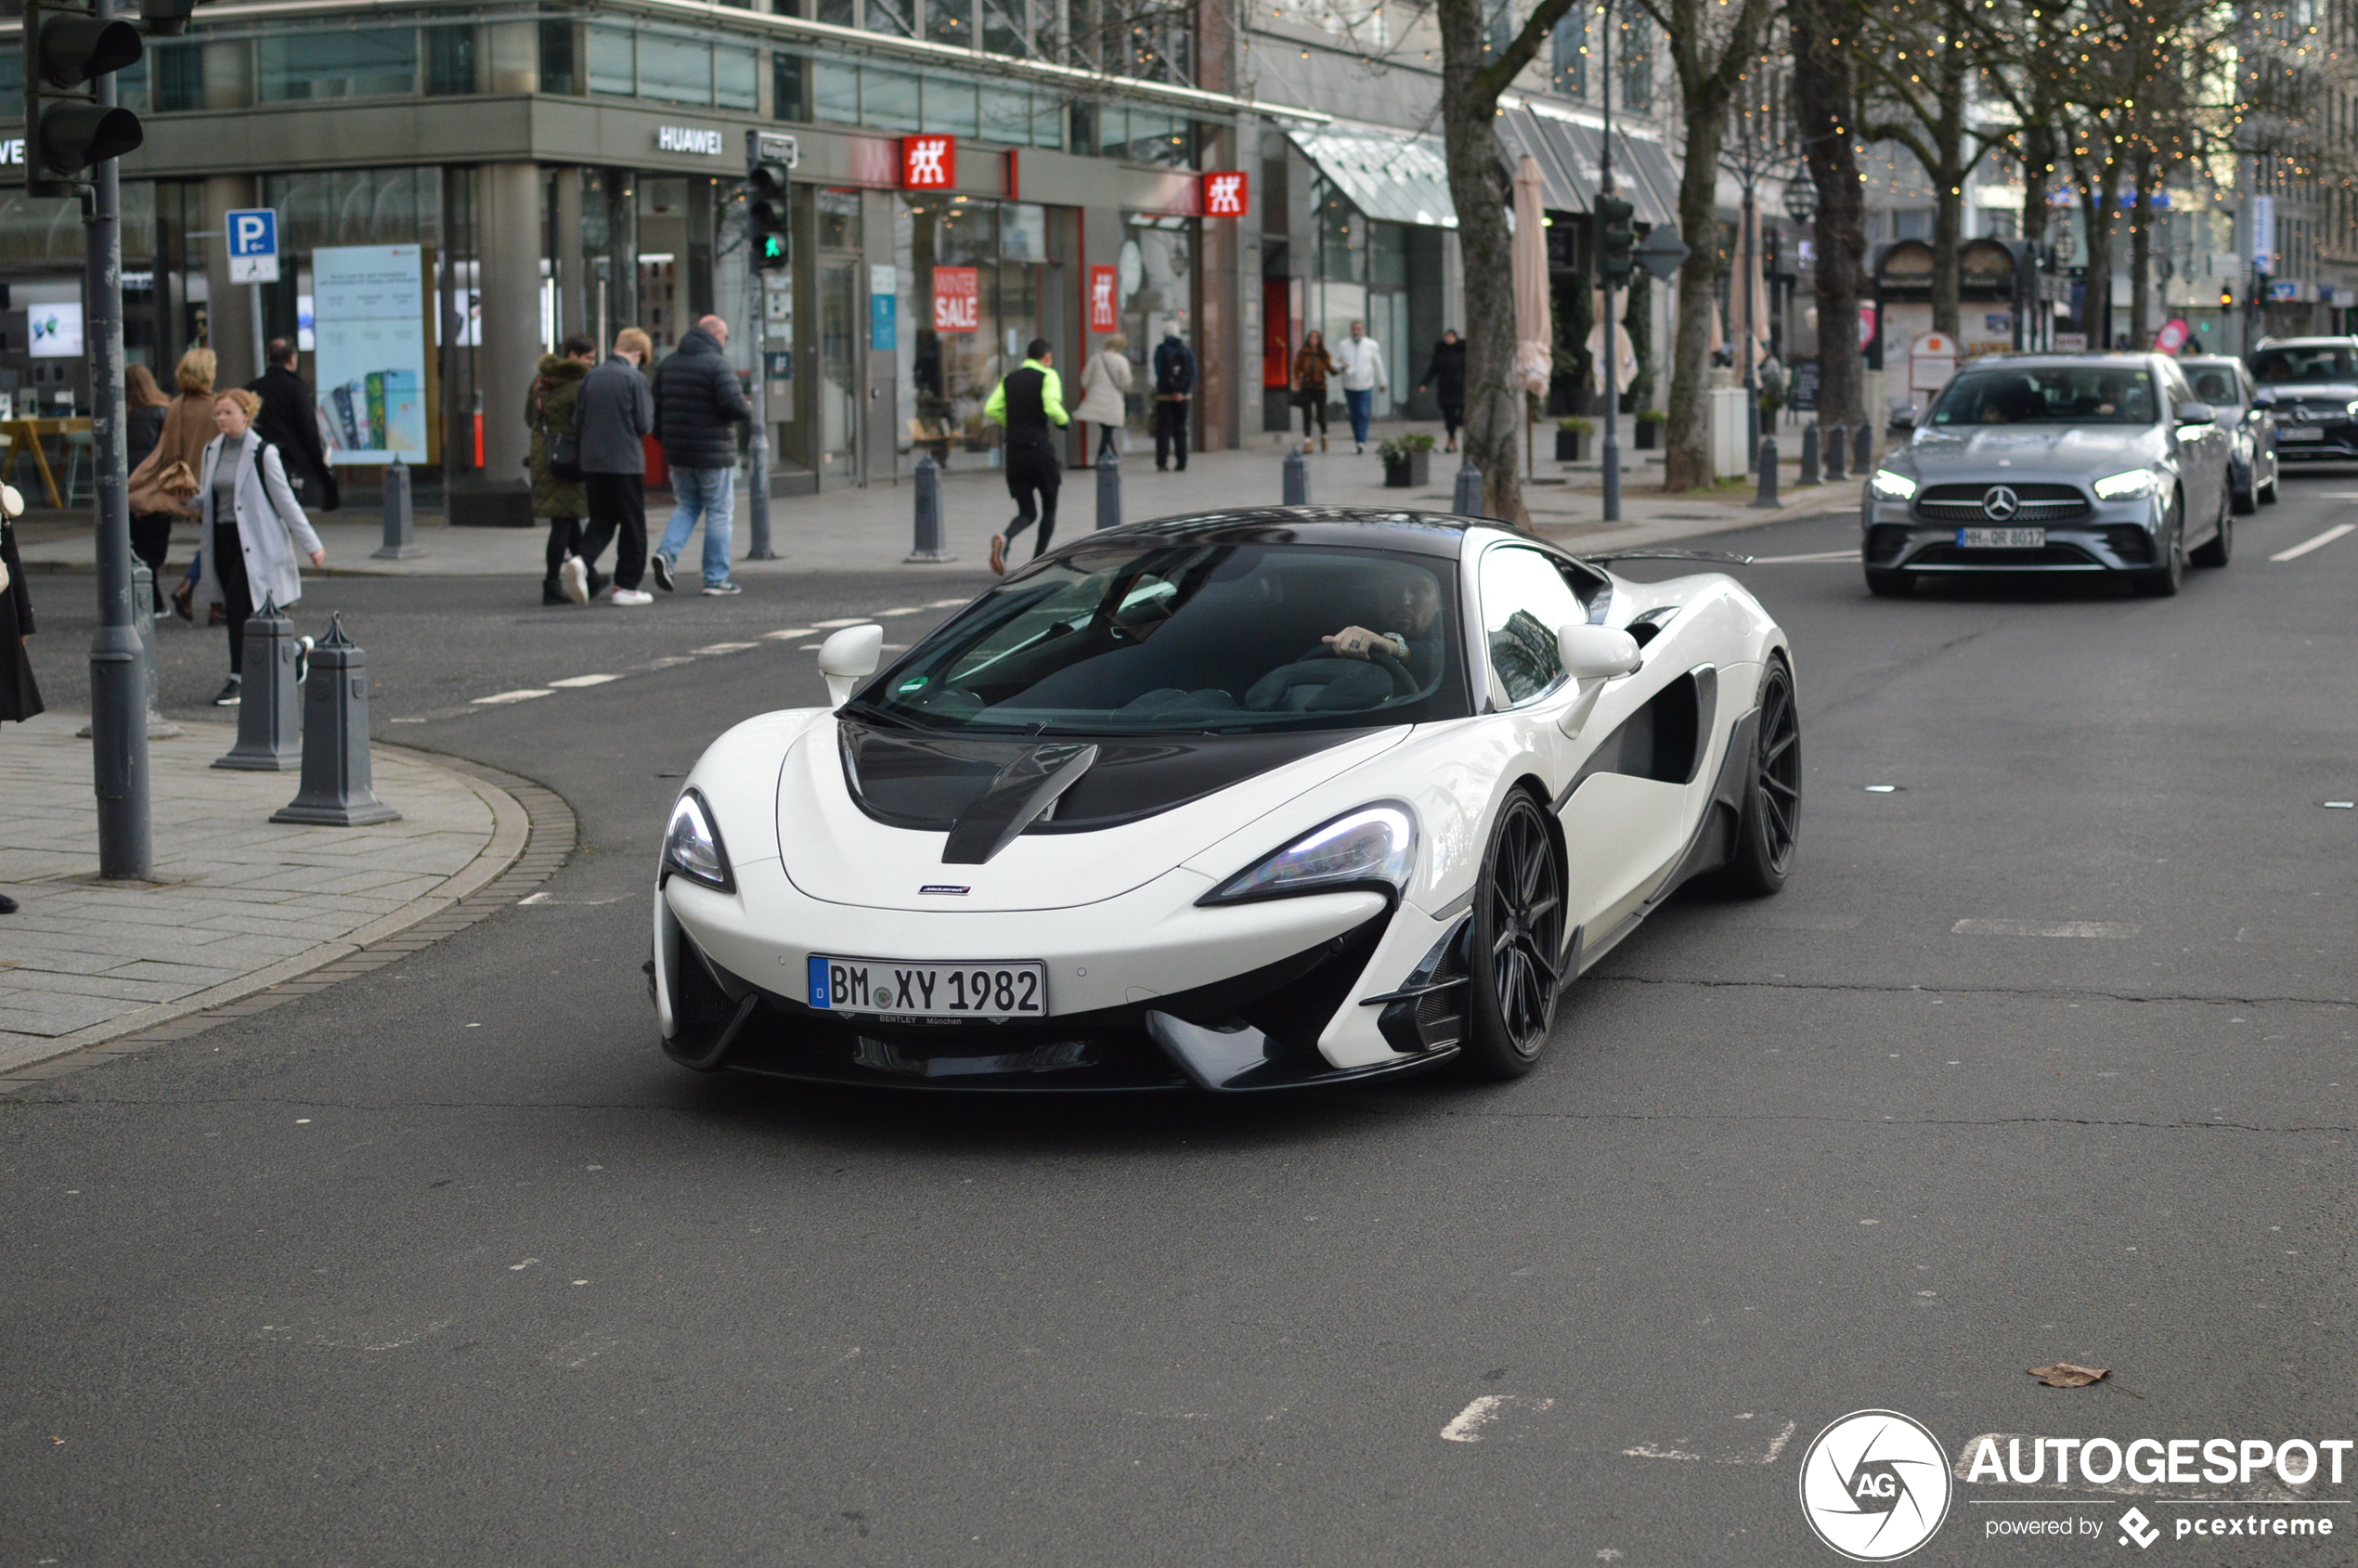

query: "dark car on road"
left=2249, top=337, right=2358, bottom=462
left=1861, top=353, right=2235, bottom=598
left=2181, top=354, right=2280, bottom=513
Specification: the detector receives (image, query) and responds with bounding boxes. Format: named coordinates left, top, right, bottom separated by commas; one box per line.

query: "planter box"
left=1382, top=449, right=1431, bottom=487
left=1554, top=430, right=1589, bottom=461
left=1635, top=422, right=1660, bottom=450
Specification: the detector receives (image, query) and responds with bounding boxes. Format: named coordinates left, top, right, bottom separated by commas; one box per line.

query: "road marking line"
left=1747, top=550, right=1859, bottom=564
left=1952, top=918, right=2139, bottom=939
left=926, top=596, right=971, bottom=607
left=693, top=642, right=757, bottom=654
left=762, top=628, right=817, bottom=640
left=2270, top=522, right=2356, bottom=561
left=547, top=674, right=620, bottom=688
left=640, top=656, right=694, bottom=670
left=473, top=689, right=552, bottom=705
left=810, top=616, right=871, bottom=628
left=873, top=606, right=925, bottom=616
left=1442, top=1395, right=1514, bottom=1442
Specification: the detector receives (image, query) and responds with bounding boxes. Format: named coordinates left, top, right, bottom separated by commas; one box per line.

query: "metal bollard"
left=1854, top=421, right=1872, bottom=474
left=271, top=613, right=400, bottom=825
left=1799, top=423, right=1821, bottom=487
left=1823, top=422, right=1847, bottom=483
left=1751, top=435, right=1781, bottom=509
left=214, top=595, right=303, bottom=770
left=1095, top=441, right=1123, bottom=531
left=1282, top=447, right=1309, bottom=506
left=372, top=460, right=424, bottom=560
left=903, top=454, right=952, bottom=564
left=132, top=564, right=181, bottom=738
left=1453, top=461, right=1484, bottom=517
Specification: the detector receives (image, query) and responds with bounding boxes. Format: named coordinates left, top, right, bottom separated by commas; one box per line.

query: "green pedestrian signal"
left=746, top=149, right=793, bottom=274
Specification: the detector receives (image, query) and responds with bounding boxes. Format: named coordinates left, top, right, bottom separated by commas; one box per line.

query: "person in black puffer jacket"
left=649, top=317, right=751, bottom=595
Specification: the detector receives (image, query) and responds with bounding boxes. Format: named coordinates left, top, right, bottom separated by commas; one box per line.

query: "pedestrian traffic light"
left=21, top=0, right=144, bottom=198
left=1597, top=196, right=1636, bottom=284
left=745, top=145, right=792, bottom=273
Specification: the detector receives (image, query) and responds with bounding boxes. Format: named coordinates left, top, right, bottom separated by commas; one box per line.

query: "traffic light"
left=745, top=134, right=794, bottom=273
left=1596, top=196, right=1636, bottom=284
left=22, top=0, right=144, bottom=198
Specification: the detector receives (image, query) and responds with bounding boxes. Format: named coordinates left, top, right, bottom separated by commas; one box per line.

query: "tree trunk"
left=1664, top=96, right=1730, bottom=489
left=1928, top=5, right=1971, bottom=339
left=2019, top=119, right=2054, bottom=251
left=1435, top=0, right=1526, bottom=524
left=2078, top=154, right=2121, bottom=347
left=1790, top=0, right=1866, bottom=434
left=1930, top=161, right=1965, bottom=339
left=2129, top=152, right=2155, bottom=350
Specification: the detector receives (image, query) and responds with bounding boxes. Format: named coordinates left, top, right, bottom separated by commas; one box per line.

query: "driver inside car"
left=1319, top=571, right=1445, bottom=686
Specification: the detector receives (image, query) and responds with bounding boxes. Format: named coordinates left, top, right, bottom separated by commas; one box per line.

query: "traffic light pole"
left=745, top=267, right=774, bottom=560
left=84, top=0, right=149, bottom=879
left=1599, top=0, right=1620, bottom=524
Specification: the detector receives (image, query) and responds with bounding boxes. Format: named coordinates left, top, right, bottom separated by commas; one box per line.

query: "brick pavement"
left=0, top=714, right=567, bottom=1078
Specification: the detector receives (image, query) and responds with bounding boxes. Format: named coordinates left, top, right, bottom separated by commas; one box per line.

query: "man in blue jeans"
left=649, top=314, right=751, bottom=596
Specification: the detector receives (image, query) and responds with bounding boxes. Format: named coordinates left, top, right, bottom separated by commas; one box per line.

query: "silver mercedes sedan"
left=1860, top=353, right=2235, bottom=598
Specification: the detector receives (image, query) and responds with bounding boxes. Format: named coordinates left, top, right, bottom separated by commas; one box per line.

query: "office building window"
left=588, top=26, right=636, bottom=97
left=817, top=0, right=856, bottom=24
left=540, top=20, right=578, bottom=94
left=773, top=52, right=807, bottom=121
left=639, top=33, right=713, bottom=105
left=926, top=0, right=972, bottom=46
left=1551, top=10, right=1586, bottom=98
left=866, top=0, right=915, bottom=38
left=926, top=74, right=980, bottom=136
left=259, top=29, right=419, bottom=100
left=983, top=0, right=1030, bottom=57
left=863, top=68, right=921, bottom=131
left=1618, top=14, right=1652, bottom=110
left=425, top=26, right=477, bottom=96
left=814, top=60, right=860, bottom=123
left=717, top=45, right=758, bottom=110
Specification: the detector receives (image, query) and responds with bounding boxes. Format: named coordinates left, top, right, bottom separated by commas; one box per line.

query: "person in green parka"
left=528, top=333, right=600, bottom=606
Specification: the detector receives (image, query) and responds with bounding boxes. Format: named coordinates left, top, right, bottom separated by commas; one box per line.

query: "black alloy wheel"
left=1724, top=657, right=1801, bottom=895
left=1460, top=793, right=1567, bottom=1079
left=2131, top=496, right=2186, bottom=597
left=1863, top=566, right=1914, bottom=598
left=2193, top=481, right=2234, bottom=567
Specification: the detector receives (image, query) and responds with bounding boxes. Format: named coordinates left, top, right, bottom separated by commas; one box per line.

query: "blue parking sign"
left=227, top=209, right=279, bottom=283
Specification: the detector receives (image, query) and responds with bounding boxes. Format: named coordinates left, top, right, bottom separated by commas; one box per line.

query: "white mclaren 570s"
left=652, top=508, right=1799, bottom=1092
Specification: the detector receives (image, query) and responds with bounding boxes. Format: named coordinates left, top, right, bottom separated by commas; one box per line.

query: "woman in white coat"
left=1071, top=334, right=1132, bottom=464
left=194, top=389, right=325, bottom=706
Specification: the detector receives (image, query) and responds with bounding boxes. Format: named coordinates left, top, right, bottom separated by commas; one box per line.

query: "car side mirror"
left=817, top=624, right=884, bottom=706
left=2252, top=389, right=2278, bottom=408
left=1559, top=623, right=1643, bottom=680
left=2174, top=401, right=2215, bottom=429
left=1889, top=407, right=1917, bottom=433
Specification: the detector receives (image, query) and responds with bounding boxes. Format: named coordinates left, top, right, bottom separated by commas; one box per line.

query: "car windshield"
left=2183, top=365, right=2243, bottom=406
left=2250, top=345, right=2358, bottom=384
left=862, top=540, right=1470, bottom=735
left=1927, top=366, right=2159, bottom=426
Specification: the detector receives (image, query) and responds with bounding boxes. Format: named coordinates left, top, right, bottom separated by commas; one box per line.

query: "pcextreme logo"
left=1799, top=1410, right=1954, bottom=1561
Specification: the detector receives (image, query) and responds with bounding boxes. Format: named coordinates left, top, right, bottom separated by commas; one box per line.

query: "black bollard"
left=1453, top=461, right=1484, bottom=517
left=1751, top=435, right=1781, bottom=508
left=271, top=613, right=400, bottom=825
left=1799, top=423, right=1821, bottom=486
left=903, top=454, right=952, bottom=563
left=214, top=594, right=302, bottom=770
left=1854, top=421, right=1872, bottom=474
left=1823, top=421, right=1847, bottom=483
left=372, top=460, right=423, bottom=560
left=1095, top=441, right=1123, bottom=530
left=1282, top=447, right=1309, bottom=505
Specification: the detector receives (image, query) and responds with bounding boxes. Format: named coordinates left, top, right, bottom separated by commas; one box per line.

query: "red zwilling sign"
left=934, top=266, right=980, bottom=332
left=1088, top=266, right=1118, bottom=332
left=902, top=135, right=955, bottom=188
left=1201, top=171, right=1249, bottom=217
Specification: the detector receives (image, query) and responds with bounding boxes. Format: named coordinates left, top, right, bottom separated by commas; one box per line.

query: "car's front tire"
left=1458, top=793, right=1565, bottom=1080
left=2260, top=465, right=2280, bottom=504
left=1722, top=658, right=1801, bottom=896
left=2192, top=487, right=2233, bottom=567
left=2131, top=499, right=2186, bottom=597
left=1864, top=567, right=1914, bottom=598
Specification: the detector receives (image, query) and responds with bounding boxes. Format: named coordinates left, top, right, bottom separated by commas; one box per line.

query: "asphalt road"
left=6, top=479, right=2356, bottom=1565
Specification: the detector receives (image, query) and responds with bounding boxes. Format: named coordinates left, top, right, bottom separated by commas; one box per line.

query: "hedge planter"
left=1382, top=450, right=1431, bottom=488
left=1635, top=422, right=1660, bottom=451
left=1554, top=430, right=1587, bottom=462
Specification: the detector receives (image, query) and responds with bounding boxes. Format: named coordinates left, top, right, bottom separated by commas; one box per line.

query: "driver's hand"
left=1323, top=625, right=1389, bottom=660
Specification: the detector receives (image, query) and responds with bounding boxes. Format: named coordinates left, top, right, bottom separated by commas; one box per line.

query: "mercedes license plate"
left=1957, top=526, right=2045, bottom=549
left=2281, top=426, right=2325, bottom=441
left=807, top=955, right=1048, bottom=1018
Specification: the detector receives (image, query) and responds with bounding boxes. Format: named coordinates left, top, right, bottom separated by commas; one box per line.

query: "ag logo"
left=1797, top=1409, right=1951, bottom=1561
left=1981, top=484, right=2022, bottom=520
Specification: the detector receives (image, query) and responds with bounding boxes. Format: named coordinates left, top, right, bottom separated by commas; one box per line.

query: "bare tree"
left=1787, top=0, right=1868, bottom=437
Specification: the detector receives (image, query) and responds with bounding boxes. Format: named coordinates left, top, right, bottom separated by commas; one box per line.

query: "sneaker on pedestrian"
left=611, top=586, right=654, bottom=606
left=560, top=553, right=590, bottom=606
left=650, top=551, right=677, bottom=592
left=542, top=581, right=570, bottom=607
left=212, top=677, right=242, bottom=706
left=701, top=580, right=743, bottom=597
left=1354, top=442, right=1366, bottom=454
left=0, top=893, right=17, bottom=914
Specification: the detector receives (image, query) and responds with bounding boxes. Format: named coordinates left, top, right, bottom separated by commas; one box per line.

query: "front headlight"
left=2345, top=400, right=2358, bottom=419
left=1200, top=802, right=1417, bottom=906
left=1870, top=469, right=1918, bottom=500
left=2092, top=468, right=2158, bottom=500
left=661, top=789, right=734, bottom=891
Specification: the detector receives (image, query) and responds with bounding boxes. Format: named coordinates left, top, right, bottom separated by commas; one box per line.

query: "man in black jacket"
left=983, top=339, right=1069, bottom=576
left=1418, top=329, right=1468, bottom=452
left=1151, top=327, right=1196, bottom=472
left=248, top=338, right=340, bottom=512
left=649, top=316, right=752, bottom=596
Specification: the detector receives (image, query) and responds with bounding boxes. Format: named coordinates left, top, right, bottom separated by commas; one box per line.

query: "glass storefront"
left=1119, top=214, right=1194, bottom=437
left=895, top=194, right=1055, bottom=473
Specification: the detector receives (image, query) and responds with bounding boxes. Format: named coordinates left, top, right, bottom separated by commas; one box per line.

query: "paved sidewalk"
left=0, top=713, right=531, bottom=1072
left=13, top=421, right=1863, bottom=578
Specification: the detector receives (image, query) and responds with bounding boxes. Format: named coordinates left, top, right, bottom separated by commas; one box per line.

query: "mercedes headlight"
left=661, top=789, right=734, bottom=891
left=2092, top=468, right=2158, bottom=500
left=1201, top=803, right=1417, bottom=905
left=1870, top=469, right=1918, bottom=500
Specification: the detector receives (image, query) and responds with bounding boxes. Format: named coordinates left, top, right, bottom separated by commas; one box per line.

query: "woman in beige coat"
left=129, top=347, right=220, bottom=620
left=1072, top=334, right=1132, bottom=464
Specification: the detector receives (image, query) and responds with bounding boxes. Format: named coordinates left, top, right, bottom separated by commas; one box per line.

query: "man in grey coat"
left=573, top=327, right=657, bottom=605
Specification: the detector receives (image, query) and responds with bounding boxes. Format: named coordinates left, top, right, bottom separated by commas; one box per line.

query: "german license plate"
left=2281, top=426, right=2324, bottom=441
left=1957, top=526, right=2045, bottom=549
left=806, top=955, right=1048, bottom=1018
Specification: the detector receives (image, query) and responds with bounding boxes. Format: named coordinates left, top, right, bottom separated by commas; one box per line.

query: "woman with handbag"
left=1071, top=334, right=1132, bottom=464
left=1292, top=331, right=1338, bottom=453
left=193, top=389, right=325, bottom=706
left=528, top=333, right=599, bottom=606
left=127, top=347, right=215, bottom=621
left=123, top=364, right=171, bottom=614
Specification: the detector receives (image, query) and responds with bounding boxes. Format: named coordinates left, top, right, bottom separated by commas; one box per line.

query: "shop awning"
left=1493, top=104, right=1679, bottom=227
left=1287, top=125, right=1458, bottom=228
